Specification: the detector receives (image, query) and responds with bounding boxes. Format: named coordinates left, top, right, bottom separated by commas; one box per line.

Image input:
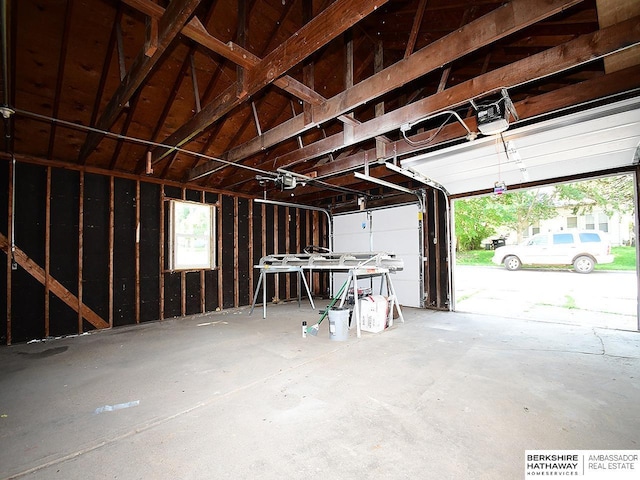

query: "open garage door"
left=452, top=175, right=638, bottom=331
left=401, top=96, right=640, bottom=330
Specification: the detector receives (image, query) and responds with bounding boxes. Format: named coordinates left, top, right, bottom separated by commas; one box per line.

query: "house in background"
left=530, top=206, right=634, bottom=246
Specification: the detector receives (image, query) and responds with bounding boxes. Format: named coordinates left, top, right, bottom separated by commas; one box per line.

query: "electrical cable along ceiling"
left=1, top=0, right=640, bottom=207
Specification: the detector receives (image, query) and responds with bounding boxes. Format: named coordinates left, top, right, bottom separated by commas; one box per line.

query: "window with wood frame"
left=168, top=200, right=216, bottom=271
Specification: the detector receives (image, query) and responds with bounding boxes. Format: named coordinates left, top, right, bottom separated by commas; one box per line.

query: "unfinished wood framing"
left=4, top=0, right=640, bottom=343
left=79, top=0, right=203, bottom=161
left=0, top=233, right=109, bottom=330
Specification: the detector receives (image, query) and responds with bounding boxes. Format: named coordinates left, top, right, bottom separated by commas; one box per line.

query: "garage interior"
left=1, top=0, right=640, bottom=478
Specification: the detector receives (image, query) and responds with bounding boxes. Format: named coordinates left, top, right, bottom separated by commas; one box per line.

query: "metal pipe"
left=254, top=198, right=333, bottom=254
left=255, top=197, right=333, bottom=298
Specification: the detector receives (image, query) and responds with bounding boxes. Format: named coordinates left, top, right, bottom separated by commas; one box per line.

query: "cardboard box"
left=359, top=295, right=389, bottom=333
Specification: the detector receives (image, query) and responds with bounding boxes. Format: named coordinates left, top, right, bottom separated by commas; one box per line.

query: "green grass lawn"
left=456, top=246, right=636, bottom=271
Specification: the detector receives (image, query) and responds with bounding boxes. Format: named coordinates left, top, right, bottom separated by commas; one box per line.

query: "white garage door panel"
left=333, top=204, right=421, bottom=307
left=403, top=98, right=640, bottom=196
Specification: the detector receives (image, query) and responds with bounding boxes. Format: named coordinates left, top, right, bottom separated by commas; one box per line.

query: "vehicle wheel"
left=503, top=255, right=521, bottom=271
left=573, top=255, right=595, bottom=274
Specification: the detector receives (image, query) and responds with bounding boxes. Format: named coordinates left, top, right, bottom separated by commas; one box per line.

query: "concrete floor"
left=1, top=302, right=639, bottom=479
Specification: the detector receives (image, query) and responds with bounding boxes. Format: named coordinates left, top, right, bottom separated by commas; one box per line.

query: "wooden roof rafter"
left=272, top=21, right=640, bottom=201
left=77, top=0, right=203, bottom=163
left=151, top=0, right=391, bottom=166
left=47, top=0, right=74, bottom=161
left=189, top=0, right=584, bottom=184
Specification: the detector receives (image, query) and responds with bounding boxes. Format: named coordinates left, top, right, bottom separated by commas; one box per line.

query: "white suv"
left=492, top=230, right=614, bottom=274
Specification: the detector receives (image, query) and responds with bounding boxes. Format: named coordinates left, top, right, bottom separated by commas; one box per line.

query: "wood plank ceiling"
left=2, top=0, right=640, bottom=209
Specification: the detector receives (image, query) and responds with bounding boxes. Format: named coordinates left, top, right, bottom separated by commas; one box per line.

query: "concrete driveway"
left=454, top=265, right=638, bottom=331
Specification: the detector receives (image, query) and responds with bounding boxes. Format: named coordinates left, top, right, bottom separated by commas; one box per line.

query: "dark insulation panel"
left=264, top=205, right=275, bottom=302
left=186, top=271, right=201, bottom=315
left=164, top=185, right=181, bottom=200
left=237, top=198, right=249, bottom=305
left=15, top=163, right=46, bottom=265
left=186, top=189, right=200, bottom=202
left=0, top=161, right=8, bottom=344
left=13, top=163, right=46, bottom=342
left=113, top=178, right=136, bottom=326
left=49, top=169, right=79, bottom=335
left=205, top=192, right=218, bottom=312
left=205, top=269, right=218, bottom=312
left=140, top=182, right=160, bottom=322
left=221, top=195, right=235, bottom=309
left=299, top=209, right=308, bottom=251
left=164, top=272, right=181, bottom=318
left=162, top=185, right=181, bottom=310
left=83, top=173, right=110, bottom=323
left=49, top=295, right=78, bottom=337
left=50, top=169, right=79, bottom=294
left=289, top=208, right=299, bottom=298
left=11, top=267, right=45, bottom=342
left=252, top=201, right=262, bottom=295
left=0, top=273, right=4, bottom=342
left=277, top=206, right=287, bottom=300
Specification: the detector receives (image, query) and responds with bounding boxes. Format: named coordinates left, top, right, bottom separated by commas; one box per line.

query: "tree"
left=454, top=196, right=505, bottom=250
left=455, top=189, right=558, bottom=250
left=494, top=189, right=557, bottom=243
left=454, top=175, right=635, bottom=251
left=555, top=175, right=634, bottom=217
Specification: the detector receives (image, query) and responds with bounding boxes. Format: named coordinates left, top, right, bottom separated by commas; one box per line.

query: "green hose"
left=317, top=278, right=349, bottom=324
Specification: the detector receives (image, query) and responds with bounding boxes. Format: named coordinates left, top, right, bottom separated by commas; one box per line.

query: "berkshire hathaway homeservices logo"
left=525, top=450, right=639, bottom=478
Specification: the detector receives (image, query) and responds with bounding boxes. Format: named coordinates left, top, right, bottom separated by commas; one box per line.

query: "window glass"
left=553, top=233, right=574, bottom=245
left=169, top=200, right=216, bottom=270
left=579, top=232, right=601, bottom=243
left=585, top=214, right=595, bottom=230
left=598, top=213, right=608, bottom=233
left=567, top=216, right=577, bottom=229
left=529, top=235, right=548, bottom=246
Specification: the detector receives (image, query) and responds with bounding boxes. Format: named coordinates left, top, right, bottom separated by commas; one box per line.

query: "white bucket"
left=328, top=307, right=349, bottom=341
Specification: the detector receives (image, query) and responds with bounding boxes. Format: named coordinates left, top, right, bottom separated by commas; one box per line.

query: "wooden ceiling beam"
left=305, top=40, right=640, bottom=182
left=243, top=0, right=388, bottom=96
left=188, top=0, right=584, bottom=181
left=351, top=15, right=640, bottom=143
left=154, top=0, right=388, bottom=166
left=123, top=0, right=328, bottom=106
left=78, top=0, right=202, bottom=162
left=404, top=0, right=428, bottom=59
left=227, top=24, right=640, bottom=195
left=47, top=0, right=74, bottom=160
